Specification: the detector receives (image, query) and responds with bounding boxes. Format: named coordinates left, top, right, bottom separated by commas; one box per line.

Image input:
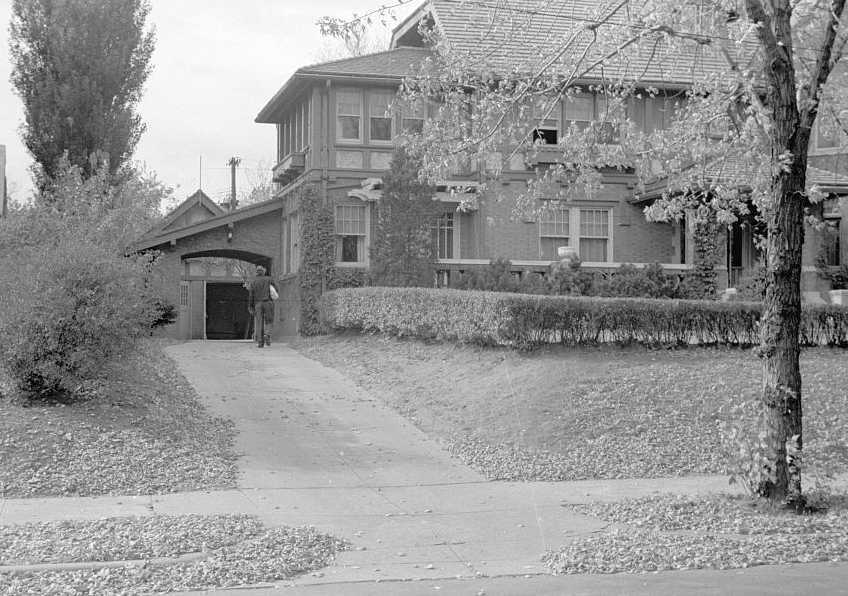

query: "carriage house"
left=136, top=0, right=848, bottom=339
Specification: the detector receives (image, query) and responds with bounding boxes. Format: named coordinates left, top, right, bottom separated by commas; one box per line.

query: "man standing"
left=248, top=265, right=277, bottom=348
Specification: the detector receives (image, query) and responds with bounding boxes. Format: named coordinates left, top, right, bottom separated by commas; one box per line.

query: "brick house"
left=138, top=0, right=848, bottom=339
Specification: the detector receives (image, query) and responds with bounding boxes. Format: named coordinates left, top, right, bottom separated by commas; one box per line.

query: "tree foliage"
left=0, top=159, right=172, bottom=400
left=9, top=0, right=155, bottom=181
left=370, top=148, right=438, bottom=287
left=328, top=0, right=848, bottom=504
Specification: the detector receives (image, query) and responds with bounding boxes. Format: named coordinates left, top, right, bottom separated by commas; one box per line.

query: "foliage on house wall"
left=298, top=185, right=336, bottom=335
left=369, top=148, right=438, bottom=287
left=685, top=213, right=721, bottom=299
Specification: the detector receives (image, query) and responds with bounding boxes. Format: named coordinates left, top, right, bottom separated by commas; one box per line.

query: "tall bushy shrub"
left=0, top=160, right=171, bottom=399
left=0, top=239, right=160, bottom=397
left=369, top=148, right=437, bottom=287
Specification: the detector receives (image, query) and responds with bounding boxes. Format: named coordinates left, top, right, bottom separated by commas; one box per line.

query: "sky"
left=0, top=0, right=418, bottom=206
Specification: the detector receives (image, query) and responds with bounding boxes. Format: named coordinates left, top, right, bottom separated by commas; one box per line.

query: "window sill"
left=335, top=262, right=368, bottom=268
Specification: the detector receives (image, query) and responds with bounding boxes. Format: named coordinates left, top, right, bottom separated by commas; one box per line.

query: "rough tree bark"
left=747, top=0, right=845, bottom=504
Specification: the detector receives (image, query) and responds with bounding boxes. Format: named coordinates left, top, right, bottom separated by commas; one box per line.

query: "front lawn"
left=0, top=340, right=238, bottom=497
left=292, top=333, right=848, bottom=481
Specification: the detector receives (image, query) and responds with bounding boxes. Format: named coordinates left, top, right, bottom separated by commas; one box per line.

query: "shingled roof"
left=393, top=0, right=757, bottom=86
left=255, top=47, right=430, bottom=123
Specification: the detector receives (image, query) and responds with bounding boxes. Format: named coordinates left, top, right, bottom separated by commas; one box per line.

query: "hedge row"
left=319, top=287, right=848, bottom=348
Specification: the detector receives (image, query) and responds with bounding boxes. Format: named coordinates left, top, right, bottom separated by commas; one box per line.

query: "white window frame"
left=539, top=206, right=571, bottom=260
left=539, top=206, right=613, bottom=262
left=334, top=204, right=370, bottom=267
left=578, top=208, right=613, bottom=262
left=368, top=91, right=395, bottom=145
left=336, top=89, right=363, bottom=144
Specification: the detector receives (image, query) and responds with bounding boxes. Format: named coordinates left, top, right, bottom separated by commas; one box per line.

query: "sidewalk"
left=1, top=340, right=839, bottom=595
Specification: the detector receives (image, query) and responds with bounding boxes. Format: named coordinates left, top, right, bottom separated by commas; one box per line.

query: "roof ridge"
left=299, top=46, right=428, bottom=72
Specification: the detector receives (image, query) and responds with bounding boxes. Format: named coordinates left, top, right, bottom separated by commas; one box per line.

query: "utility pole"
left=0, top=145, right=7, bottom=218
left=227, top=156, right=241, bottom=212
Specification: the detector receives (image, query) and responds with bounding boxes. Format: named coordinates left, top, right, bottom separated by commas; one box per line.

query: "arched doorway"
left=179, top=250, right=273, bottom=340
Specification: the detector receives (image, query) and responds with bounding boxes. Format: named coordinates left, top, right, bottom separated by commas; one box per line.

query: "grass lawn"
left=0, top=339, right=237, bottom=498
left=546, top=494, right=848, bottom=573
left=0, top=514, right=346, bottom=594
left=292, top=333, right=848, bottom=481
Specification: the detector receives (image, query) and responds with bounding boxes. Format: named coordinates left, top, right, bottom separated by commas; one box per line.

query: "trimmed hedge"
left=319, top=287, right=848, bottom=348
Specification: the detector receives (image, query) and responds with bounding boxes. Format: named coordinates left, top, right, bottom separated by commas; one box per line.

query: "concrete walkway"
left=1, top=340, right=843, bottom=595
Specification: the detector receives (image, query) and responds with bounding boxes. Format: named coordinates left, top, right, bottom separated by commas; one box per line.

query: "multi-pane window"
left=579, top=209, right=610, bottom=262
left=402, top=100, right=427, bottom=134
left=431, top=213, right=454, bottom=259
left=335, top=205, right=367, bottom=264
left=336, top=90, right=362, bottom=142
left=539, top=207, right=612, bottom=262
left=369, top=92, right=394, bottom=142
left=539, top=207, right=570, bottom=260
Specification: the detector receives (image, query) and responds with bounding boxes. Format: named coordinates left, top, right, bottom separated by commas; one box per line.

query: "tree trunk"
left=758, top=160, right=805, bottom=505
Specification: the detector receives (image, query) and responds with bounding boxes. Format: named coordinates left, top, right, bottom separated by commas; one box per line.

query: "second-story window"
left=531, top=101, right=560, bottom=145
left=564, top=94, right=593, bottom=131
left=337, top=90, right=362, bottom=143
left=369, top=92, right=394, bottom=143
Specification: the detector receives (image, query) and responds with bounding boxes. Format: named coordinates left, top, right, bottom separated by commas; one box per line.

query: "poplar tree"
left=9, top=0, right=155, bottom=181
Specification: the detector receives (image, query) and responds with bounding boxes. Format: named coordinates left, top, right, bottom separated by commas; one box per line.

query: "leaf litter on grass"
left=0, top=518, right=348, bottom=595
left=0, top=339, right=238, bottom=497
left=545, top=494, right=848, bottom=574
left=292, top=334, right=848, bottom=481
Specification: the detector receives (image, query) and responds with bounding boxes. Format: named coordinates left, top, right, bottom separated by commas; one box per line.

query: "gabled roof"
left=143, top=189, right=226, bottom=238
left=392, top=0, right=757, bottom=87
left=256, top=47, right=431, bottom=123
left=133, top=196, right=284, bottom=252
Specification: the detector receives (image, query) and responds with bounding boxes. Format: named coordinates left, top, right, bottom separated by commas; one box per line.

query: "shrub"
left=0, top=237, right=162, bottom=399
left=548, top=257, right=595, bottom=296
left=320, top=287, right=848, bottom=349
